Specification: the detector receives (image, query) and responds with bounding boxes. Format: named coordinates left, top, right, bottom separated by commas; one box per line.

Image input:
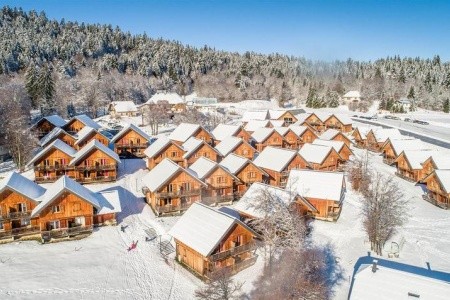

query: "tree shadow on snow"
left=320, top=242, right=346, bottom=299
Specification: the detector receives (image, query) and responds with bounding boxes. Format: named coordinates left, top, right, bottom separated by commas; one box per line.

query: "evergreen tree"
left=379, top=99, right=386, bottom=110
left=398, top=67, right=406, bottom=83
left=407, top=86, right=415, bottom=99
left=37, top=64, right=55, bottom=114
left=444, top=98, right=450, bottom=113
left=25, top=64, right=40, bottom=108
left=443, top=71, right=450, bottom=90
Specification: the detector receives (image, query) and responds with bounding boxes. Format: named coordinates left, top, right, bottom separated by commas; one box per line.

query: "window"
left=168, top=184, right=176, bottom=192
left=243, top=149, right=249, bottom=155
left=52, top=205, right=61, bottom=213
left=216, top=176, right=227, bottom=184
left=100, top=158, right=107, bottom=165
left=21, top=218, right=30, bottom=226
left=170, top=151, right=178, bottom=158
left=17, top=203, right=27, bottom=212
left=44, top=159, right=50, bottom=166
left=75, top=217, right=85, bottom=226
left=73, top=202, right=81, bottom=212
left=247, top=172, right=256, bottom=179
left=181, top=182, right=191, bottom=191
left=48, top=220, right=60, bottom=230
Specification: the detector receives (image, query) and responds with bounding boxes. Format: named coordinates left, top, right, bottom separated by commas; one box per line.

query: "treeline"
left=1, top=6, right=450, bottom=115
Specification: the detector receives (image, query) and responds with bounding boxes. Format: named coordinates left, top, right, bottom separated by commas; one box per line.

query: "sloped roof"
left=169, top=123, right=204, bottom=143
left=299, top=143, right=337, bottom=164
left=332, top=114, right=353, bottom=125
left=143, top=136, right=182, bottom=159
left=110, top=123, right=151, bottom=144
left=211, top=124, right=241, bottom=141
left=69, top=140, right=120, bottom=166
left=343, top=90, right=361, bottom=98
left=38, top=127, right=73, bottom=147
left=353, top=126, right=376, bottom=140
left=69, top=114, right=102, bottom=130
left=169, top=203, right=256, bottom=257
left=220, top=153, right=268, bottom=176
left=313, top=139, right=346, bottom=153
left=273, top=126, right=291, bottom=137
left=320, top=129, right=341, bottom=140
left=215, top=136, right=243, bottom=157
left=396, top=150, right=437, bottom=170
left=432, top=170, right=450, bottom=193
left=384, top=138, right=430, bottom=156
left=187, top=156, right=218, bottom=180
left=0, top=172, right=46, bottom=202
left=244, top=120, right=270, bottom=132
left=241, top=110, right=269, bottom=122
left=371, top=128, right=403, bottom=143
left=148, top=92, right=184, bottom=105
left=294, top=113, right=310, bottom=124
left=234, top=182, right=295, bottom=218
left=269, top=120, right=285, bottom=127
left=313, top=112, right=332, bottom=122
left=253, top=146, right=298, bottom=172
left=110, top=101, right=138, bottom=113
left=32, top=115, right=67, bottom=129
left=288, top=125, right=309, bottom=137
left=74, top=126, right=104, bottom=146
left=268, top=110, right=290, bottom=120
left=182, top=137, right=219, bottom=159
left=31, top=176, right=101, bottom=217
left=251, top=128, right=277, bottom=143
left=96, top=189, right=122, bottom=215
left=287, top=169, right=345, bottom=201
left=27, top=139, right=77, bottom=166
left=429, top=153, right=450, bottom=170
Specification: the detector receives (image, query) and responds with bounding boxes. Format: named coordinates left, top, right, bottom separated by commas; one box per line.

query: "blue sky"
left=2, top=0, right=450, bottom=61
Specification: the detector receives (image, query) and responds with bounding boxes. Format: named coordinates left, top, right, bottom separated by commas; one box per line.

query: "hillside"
left=0, top=6, right=450, bottom=113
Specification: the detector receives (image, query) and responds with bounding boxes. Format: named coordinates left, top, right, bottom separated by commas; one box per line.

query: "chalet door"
left=17, top=203, right=27, bottom=213
left=47, top=220, right=61, bottom=231
left=11, top=220, right=21, bottom=229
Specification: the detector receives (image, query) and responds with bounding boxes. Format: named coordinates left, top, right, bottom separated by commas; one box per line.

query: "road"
left=353, top=118, right=450, bottom=149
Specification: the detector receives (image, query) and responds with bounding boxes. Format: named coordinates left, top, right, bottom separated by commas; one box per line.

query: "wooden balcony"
left=35, top=165, right=75, bottom=172
left=156, top=189, right=202, bottom=198
left=209, top=241, right=256, bottom=262
left=395, top=171, right=416, bottom=182
left=74, top=164, right=117, bottom=171
left=35, top=176, right=60, bottom=183
left=201, top=195, right=235, bottom=206
left=0, top=211, right=31, bottom=221
left=116, top=143, right=148, bottom=148
left=41, top=225, right=94, bottom=241
left=422, top=192, right=449, bottom=210
left=155, top=202, right=193, bottom=214
left=76, top=176, right=117, bottom=183
left=206, top=255, right=258, bottom=279
left=0, top=226, right=41, bottom=240
left=383, top=157, right=395, bottom=165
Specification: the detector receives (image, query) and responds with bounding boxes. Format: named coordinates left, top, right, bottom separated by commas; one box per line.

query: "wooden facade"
left=146, top=142, right=185, bottom=170
left=234, top=162, right=267, bottom=196
left=274, top=111, right=298, bottom=125
left=33, top=148, right=74, bottom=183
left=33, top=119, right=58, bottom=139
left=230, top=141, right=257, bottom=160
left=365, top=130, right=384, bottom=152
left=323, top=115, right=352, bottom=133
left=114, top=128, right=150, bottom=158
left=264, top=154, right=309, bottom=187
left=71, top=148, right=118, bottom=184
left=280, top=129, right=300, bottom=149
left=352, top=128, right=367, bottom=148
left=422, top=172, right=450, bottom=209
left=309, top=149, right=342, bottom=171
left=254, top=130, right=284, bottom=152
left=174, top=223, right=256, bottom=279
left=298, top=127, right=318, bottom=146
left=394, top=153, right=424, bottom=182
left=202, top=167, right=237, bottom=205
left=184, top=143, right=221, bottom=168
left=144, top=170, right=204, bottom=216
left=76, top=131, right=109, bottom=150
left=306, top=197, right=342, bottom=221
left=173, top=127, right=214, bottom=146
left=234, top=127, right=252, bottom=143
left=0, top=189, right=39, bottom=234
left=326, top=131, right=353, bottom=147
left=304, top=113, right=326, bottom=132
left=336, top=144, right=353, bottom=161
left=64, top=119, right=87, bottom=134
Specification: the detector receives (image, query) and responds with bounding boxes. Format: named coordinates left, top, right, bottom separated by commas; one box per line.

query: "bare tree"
left=194, top=269, right=243, bottom=300
left=361, top=172, right=409, bottom=255
left=142, top=103, right=170, bottom=135
left=346, top=150, right=371, bottom=193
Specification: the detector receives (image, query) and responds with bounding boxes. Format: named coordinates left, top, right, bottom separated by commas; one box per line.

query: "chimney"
left=372, top=259, right=378, bottom=273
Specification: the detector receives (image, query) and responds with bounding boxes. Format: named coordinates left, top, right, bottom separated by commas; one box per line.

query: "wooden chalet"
left=289, top=125, right=318, bottom=147
left=268, top=110, right=298, bottom=125
left=253, top=146, right=309, bottom=187
left=108, top=101, right=138, bottom=117
left=39, top=127, right=77, bottom=148
left=287, top=169, right=346, bottom=221
left=169, top=203, right=258, bottom=279
left=394, top=150, right=436, bottom=182
left=244, top=120, right=270, bottom=134
left=299, top=143, right=343, bottom=171
left=215, top=136, right=257, bottom=160
left=142, top=158, right=207, bottom=216
left=420, top=153, right=450, bottom=181
left=68, top=140, right=121, bottom=184
left=110, top=124, right=152, bottom=158
left=0, top=173, right=121, bottom=243
left=144, top=136, right=185, bottom=170
left=63, top=114, right=102, bottom=135
left=323, top=114, right=353, bottom=133
left=351, top=126, right=374, bottom=148
left=74, top=126, right=110, bottom=150
left=302, top=112, right=328, bottom=132
left=169, top=123, right=213, bottom=146
left=319, top=129, right=353, bottom=147
left=273, top=127, right=299, bottom=149
left=31, top=115, right=67, bottom=139
left=422, top=170, right=450, bottom=209
left=365, top=128, right=403, bottom=152
left=313, top=139, right=353, bottom=162
left=250, top=128, right=284, bottom=152
left=211, top=124, right=251, bottom=143
left=182, top=137, right=222, bottom=167
left=220, top=154, right=269, bottom=196
left=381, top=138, right=427, bottom=164
left=27, top=139, right=77, bottom=184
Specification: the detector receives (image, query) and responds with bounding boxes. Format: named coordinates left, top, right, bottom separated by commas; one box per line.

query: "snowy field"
left=1, top=112, right=450, bottom=299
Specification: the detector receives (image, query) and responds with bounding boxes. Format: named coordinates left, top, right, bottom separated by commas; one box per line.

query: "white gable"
left=211, top=124, right=241, bottom=141
left=142, top=158, right=183, bottom=192
left=313, top=139, right=346, bottom=153
left=251, top=128, right=276, bottom=143
left=253, top=146, right=297, bottom=172
left=187, top=157, right=217, bottom=180
left=215, top=136, right=243, bottom=157
left=169, top=123, right=202, bottom=143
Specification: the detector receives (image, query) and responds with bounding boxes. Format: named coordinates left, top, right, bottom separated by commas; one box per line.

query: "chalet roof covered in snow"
left=0, top=172, right=46, bottom=202
left=396, top=150, right=437, bottom=170
left=169, top=123, right=205, bottom=143
left=32, top=114, right=67, bottom=129
left=110, top=123, right=151, bottom=143
left=143, top=158, right=188, bottom=192
left=69, top=140, right=120, bottom=166
left=385, top=138, right=430, bottom=156
left=169, top=203, right=256, bottom=257
left=287, top=169, right=345, bottom=201
left=268, top=109, right=289, bottom=120
left=96, top=189, right=122, bottom=215
left=354, top=125, right=377, bottom=140
left=293, top=113, right=310, bottom=124
left=38, top=127, right=72, bottom=147
left=299, top=143, right=337, bottom=164
left=433, top=170, right=450, bottom=193
left=74, top=126, right=106, bottom=145
left=331, top=114, right=353, bottom=125
left=234, top=182, right=295, bottom=218
left=273, top=126, right=291, bottom=137
left=219, top=153, right=267, bottom=176
left=371, top=128, right=403, bottom=143
left=69, top=114, right=102, bottom=130
left=251, top=128, right=276, bottom=143
left=244, top=120, right=270, bottom=132
left=288, top=125, right=310, bottom=137
left=320, top=129, right=342, bottom=140
left=343, top=90, right=361, bottom=98
left=214, top=136, right=244, bottom=157
left=109, top=101, right=138, bottom=113
left=349, top=260, right=449, bottom=300
left=187, top=157, right=237, bottom=181
left=241, top=110, right=269, bottom=122
left=32, top=176, right=101, bottom=217
left=182, top=137, right=219, bottom=159
left=253, top=146, right=298, bottom=172
left=429, top=153, right=450, bottom=170
left=211, top=124, right=241, bottom=141
left=313, top=139, right=346, bottom=153
left=314, top=112, right=332, bottom=122
left=269, top=120, right=285, bottom=127
left=27, top=139, right=77, bottom=166
left=148, top=92, right=184, bottom=105
left=143, top=136, right=181, bottom=159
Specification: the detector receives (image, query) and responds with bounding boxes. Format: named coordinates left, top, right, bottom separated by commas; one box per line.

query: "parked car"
left=404, top=118, right=413, bottom=122
left=413, top=120, right=430, bottom=125
left=384, top=115, right=400, bottom=120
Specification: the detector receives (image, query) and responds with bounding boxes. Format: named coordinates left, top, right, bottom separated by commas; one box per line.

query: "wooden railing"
left=75, top=164, right=116, bottom=171
left=395, top=171, right=415, bottom=182
left=422, top=193, right=449, bottom=210
left=201, top=195, right=235, bottom=206
left=35, top=165, right=75, bottom=171
left=383, top=158, right=395, bottom=165
left=0, top=211, right=31, bottom=221
left=12, top=226, right=40, bottom=236
left=116, top=143, right=148, bottom=148
left=156, top=189, right=202, bottom=198
left=76, top=176, right=116, bottom=183
left=155, top=202, right=193, bottom=214
left=206, top=255, right=258, bottom=279
left=41, top=225, right=94, bottom=239
left=35, top=176, right=59, bottom=183
left=210, top=241, right=256, bottom=262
